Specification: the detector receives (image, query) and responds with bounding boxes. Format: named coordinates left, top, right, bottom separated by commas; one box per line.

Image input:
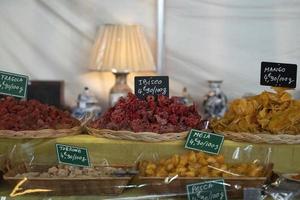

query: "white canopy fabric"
left=0, top=0, right=299, bottom=108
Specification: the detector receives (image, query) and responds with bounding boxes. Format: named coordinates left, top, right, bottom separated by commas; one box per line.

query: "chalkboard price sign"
left=185, top=129, right=224, bottom=155
left=0, top=70, right=28, bottom=98
left=134, top=76, right=169, bottom=99
left=186, top=179, right=228, bottom=200
left=56, top=144, right=90, bottom=167
left=260, top=62, right=297, bottom=88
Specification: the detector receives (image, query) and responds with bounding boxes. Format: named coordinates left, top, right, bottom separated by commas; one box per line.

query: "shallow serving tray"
left=138, top=163, right=273, bottom=199
left=87, top=127, right=188, bottom=142
left=4, top=163, right=134, bottom=196
left=0, top=126, right=82, bottom=139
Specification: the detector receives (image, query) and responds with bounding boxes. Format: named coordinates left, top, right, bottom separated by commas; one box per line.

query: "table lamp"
left=89, top=24, right=156, bottom=106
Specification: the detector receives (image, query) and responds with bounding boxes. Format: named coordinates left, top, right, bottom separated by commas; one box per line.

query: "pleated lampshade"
left=89, top=24, right=156, bottom=72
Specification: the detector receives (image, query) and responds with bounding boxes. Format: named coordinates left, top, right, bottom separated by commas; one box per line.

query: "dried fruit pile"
left=211, top=88, right=300, bottom=134
left=0, top=97, right=80, bottom=131
left=15, top=165, right=129, bottom=178
left=139, top=151, right=265, bottom=177
left=89, top=93, right=203, bottom=133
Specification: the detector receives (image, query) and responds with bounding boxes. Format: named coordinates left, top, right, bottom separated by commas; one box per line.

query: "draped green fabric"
left=0, top=135, right=298, bottom=172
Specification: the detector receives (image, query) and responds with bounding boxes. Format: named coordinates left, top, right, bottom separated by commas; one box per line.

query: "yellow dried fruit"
left=211, top=88, right=300, bottom=134
left=139, top=151, right=265, bottom=178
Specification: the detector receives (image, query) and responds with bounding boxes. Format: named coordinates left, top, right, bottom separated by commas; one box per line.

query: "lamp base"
left=109, top=72, right=132, bottom=106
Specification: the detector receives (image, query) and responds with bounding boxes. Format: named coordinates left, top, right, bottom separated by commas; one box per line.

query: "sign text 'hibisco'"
left=134, top=76, right=169, bottom=99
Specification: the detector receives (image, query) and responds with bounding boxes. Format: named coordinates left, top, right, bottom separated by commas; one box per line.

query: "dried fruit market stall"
left=0, top=91, right=299, bottom=199
left=1, top=1, right=300, bottom=199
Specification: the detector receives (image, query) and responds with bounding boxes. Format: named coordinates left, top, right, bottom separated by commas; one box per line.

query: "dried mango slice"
left=211, top=88, right=300, bottom=135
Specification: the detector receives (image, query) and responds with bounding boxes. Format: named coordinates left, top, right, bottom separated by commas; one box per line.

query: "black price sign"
left=134, top=76, right=169, bottom=99
left=260, top=61, right=297, bottom=88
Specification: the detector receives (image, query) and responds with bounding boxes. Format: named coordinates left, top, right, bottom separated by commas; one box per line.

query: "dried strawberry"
left=0, top=97, right=80, bottom=131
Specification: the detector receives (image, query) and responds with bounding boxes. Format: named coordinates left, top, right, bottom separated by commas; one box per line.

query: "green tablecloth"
left=0, top=135, right=298, bottom=172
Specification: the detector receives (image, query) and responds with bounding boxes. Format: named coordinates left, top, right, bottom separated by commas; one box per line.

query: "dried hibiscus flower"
left=89, top=93, right=203, bottom=133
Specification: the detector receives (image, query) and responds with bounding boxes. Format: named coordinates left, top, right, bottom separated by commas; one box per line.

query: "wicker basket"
left=220, top=131, right=300, bottom=144
left=87, top=127, right=188, bottom=142
left=0, top=126, right=82, bottom=139
left=139, top=164, right=273, bottom=199
left=4, top=163, right=134, bottom=196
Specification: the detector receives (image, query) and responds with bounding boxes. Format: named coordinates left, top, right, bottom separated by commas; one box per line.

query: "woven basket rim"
left=87, top=127, right=188, bottom=142
left=219, top=130, right=300, bottom=144
left=0, top=126, right=81, bottom=139
left=88, top=127, right=188, bottom=135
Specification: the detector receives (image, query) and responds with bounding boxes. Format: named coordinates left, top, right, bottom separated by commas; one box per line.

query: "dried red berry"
left=90, top=93, right=203, bottom=133
left=0, top=97, right=80, bottom=131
